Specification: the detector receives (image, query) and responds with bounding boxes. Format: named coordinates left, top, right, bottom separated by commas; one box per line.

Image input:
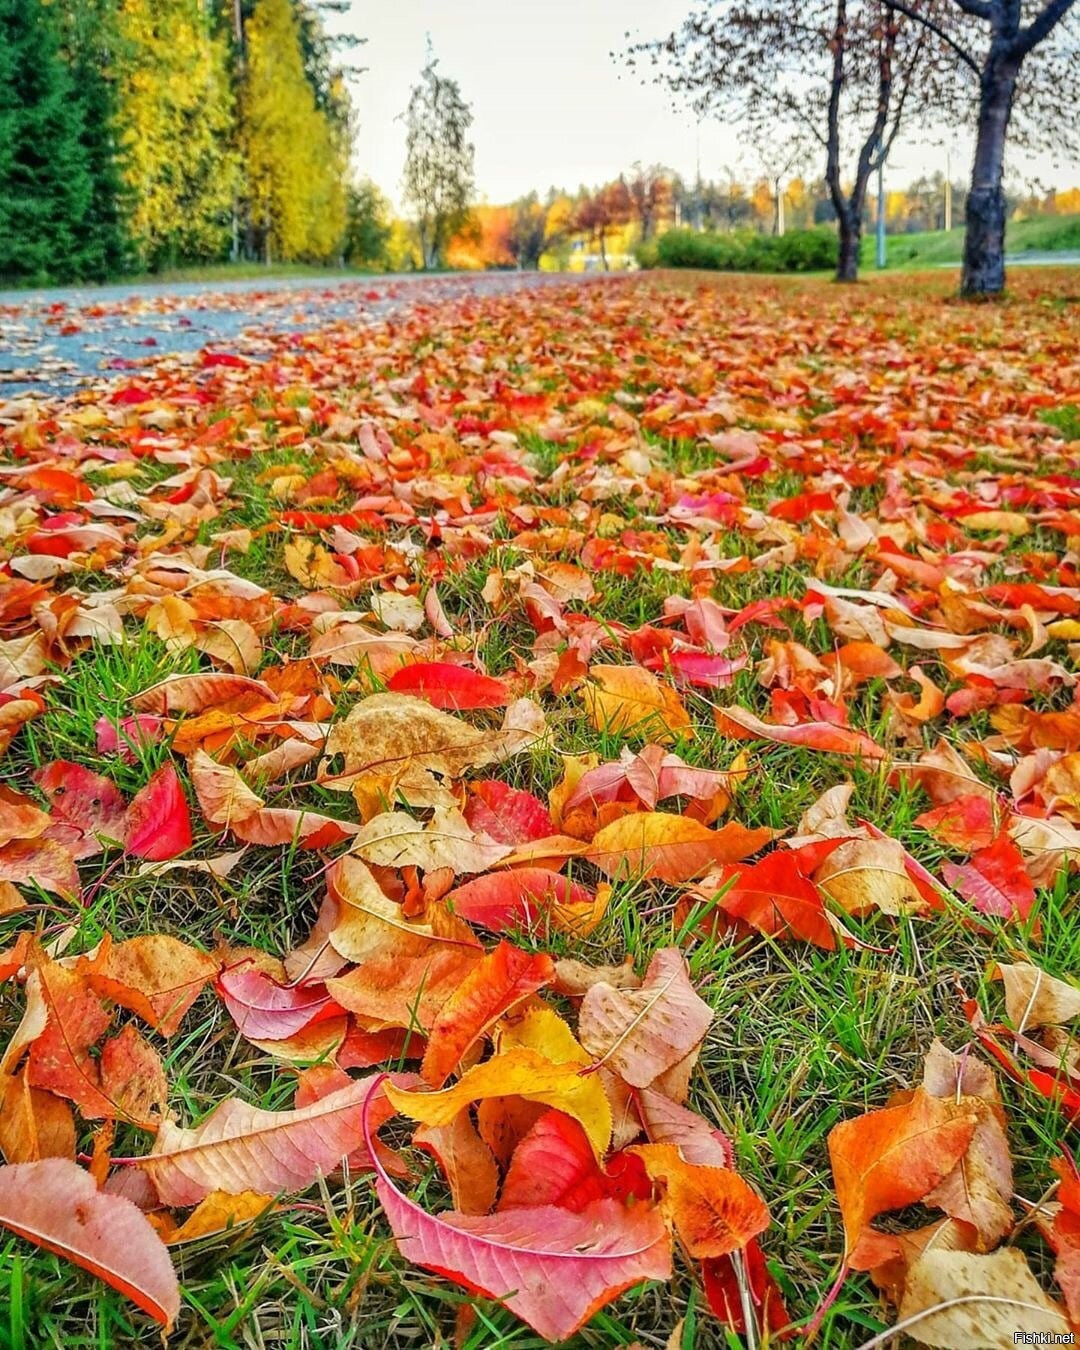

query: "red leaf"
left=715, top=844, right=843, bottom=949
left=443, top=868, right=595, bottom=933
left=32, top=761, right=127, bottom=858
left=464, top=780, right=553, bottom=843
left=386, top=662, right=510, bottom=709
left=499, top=1110, right=651, bottom=1213
left=703, top=1238, right=792, bottom=1340
left=941, top=834, right=1036, bottom=922
left=124, top=766, right=192, bottom=861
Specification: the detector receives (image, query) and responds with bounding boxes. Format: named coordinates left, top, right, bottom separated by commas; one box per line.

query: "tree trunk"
left=598, top=231, right=609, bottom=271
left=961, top=57, right=1019, bottom=298
left=836, top=210, right=861, bottom=283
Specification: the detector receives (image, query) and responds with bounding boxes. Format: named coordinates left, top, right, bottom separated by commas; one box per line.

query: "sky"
left=337, top=0, right=1079, bottom=212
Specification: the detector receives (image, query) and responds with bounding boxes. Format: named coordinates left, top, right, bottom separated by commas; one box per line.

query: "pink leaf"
left=94, top=715, right=164, bottom=761
left=365, top=1086, right=672, bottom=1340
left=941, top=835, right=1037, bottom=922
left=715, top=704, right=887, bottom=761
left=665, top=651, right=748, bottom=689
left=141, top=1074, right=388, bottom=1206
left=216, top=964, right=342, bottom=1041
left=443, top=868, right=596, bottom=933
left=0, top=1159, right=179, bottom=1328
left=635, top=1088, right=735, bottom=1168
left=124, top=766, right=192, bottom=861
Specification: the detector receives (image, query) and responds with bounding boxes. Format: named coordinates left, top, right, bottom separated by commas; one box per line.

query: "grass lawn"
left=2, top=268, right=1080, bottom=1349
left=863, top=212, right=1080, bottom=268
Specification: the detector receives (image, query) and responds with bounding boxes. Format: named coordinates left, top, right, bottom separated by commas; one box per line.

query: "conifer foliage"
left=0, top=0, right=96, bottom=282
left=0, top=0, right=355, bottom=282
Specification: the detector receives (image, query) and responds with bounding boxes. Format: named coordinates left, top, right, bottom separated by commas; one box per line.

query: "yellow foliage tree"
left=116, top=0, right=237, bottom=268
left=242, top=0, right=347, bottom=263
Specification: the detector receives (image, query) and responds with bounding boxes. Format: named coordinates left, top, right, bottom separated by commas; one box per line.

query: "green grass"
left=862, top=212, right=1080, bottom=268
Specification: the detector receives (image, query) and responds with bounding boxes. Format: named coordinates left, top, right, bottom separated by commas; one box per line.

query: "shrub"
left=646, top=227, right=838, bottom=274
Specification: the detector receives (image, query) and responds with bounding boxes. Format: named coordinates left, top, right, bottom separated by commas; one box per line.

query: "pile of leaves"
left=1, top=267, right=1080, bottom=1345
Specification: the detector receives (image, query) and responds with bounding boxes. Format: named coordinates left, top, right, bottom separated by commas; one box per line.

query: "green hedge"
left=639, top=227, right=838, bottom=273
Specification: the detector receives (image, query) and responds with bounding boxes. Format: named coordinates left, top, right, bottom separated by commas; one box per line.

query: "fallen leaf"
left=897, top=1247, right=1069, bottom=1347
left=578, top=948, right=712, bottom=1088
left=0, top=1158, right=179, bottom=1327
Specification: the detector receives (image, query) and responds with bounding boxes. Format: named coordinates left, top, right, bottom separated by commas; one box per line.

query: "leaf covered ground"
left=1, top=269, right=1080, bottom=1349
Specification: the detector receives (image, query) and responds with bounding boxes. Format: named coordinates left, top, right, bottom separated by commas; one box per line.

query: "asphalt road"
left=0, top=270, right=576, bottom=398
left=2, top=255, right=1076, bottom=398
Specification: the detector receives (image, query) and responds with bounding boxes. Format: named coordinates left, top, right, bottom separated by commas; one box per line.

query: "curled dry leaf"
left=577, top=948, right=712, bottom=1089
left=351, top=808, right=510, bottom=875
left=189, top=749, right=264, bottom=826
left=994, top=960, right=1080, bottom=1030
left=897, top=1248, right=1070, bottom=1348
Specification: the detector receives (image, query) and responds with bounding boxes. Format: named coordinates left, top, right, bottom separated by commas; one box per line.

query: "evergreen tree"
left=59, top=0, right=130, bottom=279
left=0, top=0, right=95, bottom=282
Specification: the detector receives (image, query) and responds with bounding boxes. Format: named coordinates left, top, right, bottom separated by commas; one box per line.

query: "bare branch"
left=1015, top=0, right=1078, bottom=56
left=883, top=0, right=983, bottom=73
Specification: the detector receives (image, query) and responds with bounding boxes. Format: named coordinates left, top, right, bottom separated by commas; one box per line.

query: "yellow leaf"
left=581, top=665, right=692, bottom=744
left=383, top=1048, right=612, bottom=1159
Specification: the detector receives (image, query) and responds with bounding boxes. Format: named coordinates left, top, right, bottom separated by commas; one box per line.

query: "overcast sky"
left=339, top=0, right=1079, bottom=211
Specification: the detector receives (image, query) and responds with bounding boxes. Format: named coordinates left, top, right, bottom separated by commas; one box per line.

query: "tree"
left=243, top=0, right=347, bottom=263
left=883, top=0, right=1078, bottom=297
left=344, top=179, right=391, bottom=269
left=0, top=0, right=95, bottom=282
left=626, top=163, right=671, bottom=240
left=627, top=2, right=936, bottom=282
left=59, top=0, right=130, bottom=279
left=402, top=52, right=475, bottom=269
left=506, top=193, right=549, bottom=269
left=116, top=0, right=237, bottom=268
left=573, top=180, right=632, bottom=270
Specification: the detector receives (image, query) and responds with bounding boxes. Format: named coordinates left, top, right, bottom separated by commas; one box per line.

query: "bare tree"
left=883, top=0, right=1078, bottom=296
left=626, top=1, right=935, bottom=282
left=402, top=51, right=475, bottom=269
left=626, top=163, right=672, bottom=239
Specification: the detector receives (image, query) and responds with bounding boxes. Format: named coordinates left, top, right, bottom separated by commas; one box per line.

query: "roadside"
left=0, top=270, right=579, bottom=398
